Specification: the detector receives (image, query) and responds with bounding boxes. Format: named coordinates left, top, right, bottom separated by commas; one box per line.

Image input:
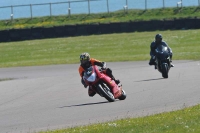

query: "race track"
left=0, top=61, right=200, bottom=133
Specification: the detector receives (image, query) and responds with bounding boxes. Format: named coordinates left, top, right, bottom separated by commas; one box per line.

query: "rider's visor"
left=80, top=59, right=88, bottom=65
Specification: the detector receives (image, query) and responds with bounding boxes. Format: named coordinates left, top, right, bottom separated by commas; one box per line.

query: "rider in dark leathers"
left=149, top=34, right=174, bottom=69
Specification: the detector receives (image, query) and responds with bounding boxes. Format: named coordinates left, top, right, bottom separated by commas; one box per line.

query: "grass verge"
left=0, top=6, right=200, bottom=30
left=0, top=78, right=15, bottom=82
left=39, top=104, right=200, bottom=133
left=0, top=29, right=200, bottom=68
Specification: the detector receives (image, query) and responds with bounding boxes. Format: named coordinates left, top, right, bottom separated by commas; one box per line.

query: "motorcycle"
left=83, top=65, right=126, bottom=102
left=155, top=45, right=171, bottom=78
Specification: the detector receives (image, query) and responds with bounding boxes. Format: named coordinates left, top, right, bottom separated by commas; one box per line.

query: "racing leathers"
left=78, top=58, right=120, bottom=97
left=149, top=41, right=173, bottom=66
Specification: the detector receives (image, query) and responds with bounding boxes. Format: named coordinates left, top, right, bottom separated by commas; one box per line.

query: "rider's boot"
left=170, top=56, right=174, bottom=67
left=101, top=74, right=122, bottom=99
left=149, top=59, right=157, bottom=69
left=170, top=60, right=174, bottom=67
left=154, top=62, right=157, bottom=69
left=114, top=79, right=120, bottom=85
left=155, top=65, right=157, bottom=69
left=106, top=68, right=120, bottom=85
left=110, top=77, right=120, bottom=85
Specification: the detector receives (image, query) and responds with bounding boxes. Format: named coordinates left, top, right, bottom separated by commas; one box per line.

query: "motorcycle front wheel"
left=162, top=63, right=168, bottom=78
left=97, top=83, right=115, bottom=102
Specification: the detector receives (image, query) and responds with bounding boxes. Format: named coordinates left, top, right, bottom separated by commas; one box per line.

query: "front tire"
left=97, top=83, right=115, bottom=102
left=162, top=63, right=168, bottom=78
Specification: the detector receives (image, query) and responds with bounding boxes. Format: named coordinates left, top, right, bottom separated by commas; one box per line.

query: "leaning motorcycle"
left=155, top=45, right=171, bottom=78
left=83, top=65, right=126, bottom=102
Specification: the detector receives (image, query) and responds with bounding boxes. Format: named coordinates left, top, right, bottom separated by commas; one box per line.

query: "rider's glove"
left=102, top=62, right=107, bottom=69
left=81, top=78, right=88, bottom=88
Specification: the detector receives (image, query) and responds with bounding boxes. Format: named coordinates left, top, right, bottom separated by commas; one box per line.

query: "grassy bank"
left=0, top=6, right=200, bottom=30
left=39, top=104, right=200, bottom=133
left=0, top=78, right=15, bottom=82
left=0, top=29, right=200, bottom=68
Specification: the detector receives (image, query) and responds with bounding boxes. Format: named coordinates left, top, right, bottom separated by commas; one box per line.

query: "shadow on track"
left=134, top=78, right=164, bottom=82
left=59, top=101, right=109, bottom=108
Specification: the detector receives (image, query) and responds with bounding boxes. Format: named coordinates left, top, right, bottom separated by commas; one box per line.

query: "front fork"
left=156, top=58, right=170, bottom=70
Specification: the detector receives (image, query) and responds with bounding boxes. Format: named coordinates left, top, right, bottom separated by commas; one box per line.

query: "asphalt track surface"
left=0, top=61, right=200, bottom=133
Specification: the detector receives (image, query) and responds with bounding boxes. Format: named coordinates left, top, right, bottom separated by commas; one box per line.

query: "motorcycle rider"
left=79, top=52, right=121, bottom=97
left=149, top=34, right=174, bottom=69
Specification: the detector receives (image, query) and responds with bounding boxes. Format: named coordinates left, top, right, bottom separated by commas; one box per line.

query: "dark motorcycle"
left=155, top=45, right=171, bottom=78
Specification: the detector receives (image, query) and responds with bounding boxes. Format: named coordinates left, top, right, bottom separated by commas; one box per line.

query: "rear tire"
left=162, top=63, right=168, bottom=78
left=97, top=83, right=115, bottom=102
left=118, top=89, right=127, bottom=100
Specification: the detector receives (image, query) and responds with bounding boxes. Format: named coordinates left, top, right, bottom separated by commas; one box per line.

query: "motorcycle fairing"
left=85, top=72, right=97, bottom=82
left=155, top=46, right=168, bottom=54
left=83, top=66, right=97, bottom=82
left=84, top=65, right=122, bottom=99
left=155, top=46, right=169, bottom=61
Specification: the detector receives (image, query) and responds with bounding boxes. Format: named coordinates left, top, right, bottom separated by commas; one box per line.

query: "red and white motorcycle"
left=83, top=65, right=126, bottom=102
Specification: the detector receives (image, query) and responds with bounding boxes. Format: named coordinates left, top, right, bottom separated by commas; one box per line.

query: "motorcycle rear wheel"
left=118, top=89, right=127, bottom=100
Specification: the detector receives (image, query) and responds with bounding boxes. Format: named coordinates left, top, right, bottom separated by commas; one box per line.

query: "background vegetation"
left=0, top=6, right=200, bottom=30
left=0, top=29, right=200, bottom=68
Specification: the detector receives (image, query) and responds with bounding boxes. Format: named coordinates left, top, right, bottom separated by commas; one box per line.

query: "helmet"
left=155, top=34, right=162, bottom=39
left=155, top=34, right=162, bottom=43
left=80, top=52, right=90, bottom=65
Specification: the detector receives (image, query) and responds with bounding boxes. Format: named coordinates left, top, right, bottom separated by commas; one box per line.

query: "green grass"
left=0, top=78, right=15, bottom=82
left=0, top=29, right=200, bottom=68
left=39, top=104, right=200, bottom=133
left=0, top=6, right=200, bottom=30
left=1, top=6, right=200, bottom=133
